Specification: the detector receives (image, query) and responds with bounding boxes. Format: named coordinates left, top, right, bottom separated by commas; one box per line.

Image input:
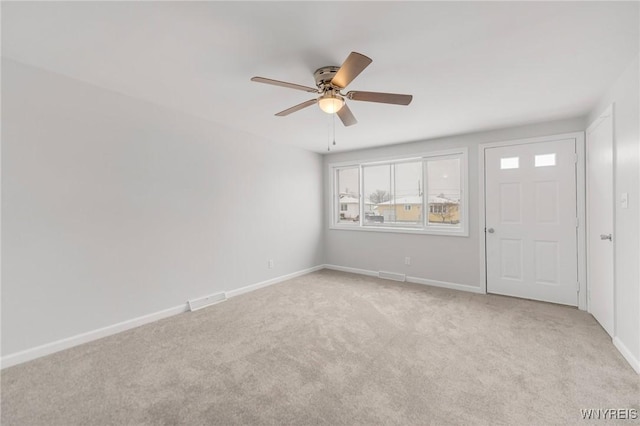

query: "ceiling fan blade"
left=275, top=99, right=318, bottom=116
left=347, top=91, right=413, bottom=105
left=336, top=103, right=357, bottom=127
left=330, top=52, right=372, bottom=89
left=251, top=77, right=318, bottom=93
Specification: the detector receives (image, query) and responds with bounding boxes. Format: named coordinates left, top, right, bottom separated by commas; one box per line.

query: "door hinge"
left=574, top=153, right=579, bottom=164
left=575, top=217, right=579, bottom=228
left=576, top=281, right=580, bottom=293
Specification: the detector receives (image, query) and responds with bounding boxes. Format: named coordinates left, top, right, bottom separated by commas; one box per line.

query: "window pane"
left=427, top=158, right=461, bottom=226
left=336, top=167, right=359, bottom=223
left=535, top=153, right=556, bottom=167
left=363, top=164, right=391, bottom=225
left=363, top=162, right=423, bottom=226
left=391, top=161, right=423, bottom=226
left=500, top=157, right=519, bottom=169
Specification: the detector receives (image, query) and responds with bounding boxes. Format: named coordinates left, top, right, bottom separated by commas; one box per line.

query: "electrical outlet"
left=404, top=257, right=411, bottom=265
left=268, top=259, right=274, bottom=269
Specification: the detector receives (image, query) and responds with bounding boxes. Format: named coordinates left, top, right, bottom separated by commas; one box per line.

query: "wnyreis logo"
left=581, top=408, right=638, bottom=420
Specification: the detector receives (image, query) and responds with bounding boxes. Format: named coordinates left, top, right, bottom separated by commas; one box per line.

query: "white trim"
left=478, top=143, right=488, bottom=295
left=1, top=304, right=189, bottom=369
left=323, top=264, right=378, bottom=277
left=613, top=337, right=640, bottom=375
left=1, top=264, right=325, bottom=369
left=586, top=104, right=613, bottom=136
left=478, top=131, right=587, bottom=310
left=323, top=264, right=483, bottom=294
left=327, top=225, right=468, bottom=236
left=378, top=271, right=407, bottom=282
left=333, top=165, right=361, bottom=228
left=187, top=292, right=227, bottom=312
left=476, top=132, right=585, bottom=150
left=327, top=148, right=462, bottom=168
left=575, top=132, right=587, bottom=311
left=406, top=276, right=485, bottom=294
left=225, top=265, right=324, bottom=298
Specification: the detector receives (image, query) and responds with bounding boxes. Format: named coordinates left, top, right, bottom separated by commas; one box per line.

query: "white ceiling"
left=3, top=2, right=638, bottom=153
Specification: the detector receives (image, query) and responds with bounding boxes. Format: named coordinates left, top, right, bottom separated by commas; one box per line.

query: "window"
left=335, top=167, right=359, bottom=223
left=331, top=149, right=467, bottom=236
left=363, top=161, right=422, bottom=227
left=430, top=204, right=448, bottom=214
left=535, top=153, right=556, bottom=167
left=500, top=157, right=519, bottom=169
left=427, top=157, right=460, bottom=226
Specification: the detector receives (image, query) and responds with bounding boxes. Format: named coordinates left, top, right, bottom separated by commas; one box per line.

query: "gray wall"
left=1, top=59, right=324, bottom=356
left=323, top=117, right=586, bottom=288
left=588, top=54, right=640, bottom=368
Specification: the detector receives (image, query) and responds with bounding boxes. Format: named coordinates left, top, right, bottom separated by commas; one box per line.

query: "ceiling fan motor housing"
left=314, top=66, right=341, bottom=89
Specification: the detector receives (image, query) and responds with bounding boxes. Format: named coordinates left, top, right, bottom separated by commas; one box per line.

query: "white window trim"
left=329, top=148, right=469, bottom=237
left=333, top=165, right=361, bottom=226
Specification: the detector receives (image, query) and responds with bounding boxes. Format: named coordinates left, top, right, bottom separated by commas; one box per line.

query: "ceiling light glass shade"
left=318, top=94, right=345, bottom=114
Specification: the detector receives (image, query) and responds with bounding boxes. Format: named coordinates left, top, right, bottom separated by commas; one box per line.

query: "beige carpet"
left=2, top=270, right=639, bottom=425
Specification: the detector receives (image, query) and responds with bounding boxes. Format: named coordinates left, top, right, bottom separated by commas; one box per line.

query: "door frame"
left=478, top=132, right=587, bottom=310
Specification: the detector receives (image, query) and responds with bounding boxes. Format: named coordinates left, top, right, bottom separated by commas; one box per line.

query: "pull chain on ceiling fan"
left=251, top=52, right=413, bottom=127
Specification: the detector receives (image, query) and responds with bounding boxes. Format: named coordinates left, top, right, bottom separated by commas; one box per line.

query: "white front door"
left=485, top=139, right=578, bottom=306
left=586, top=107, right=614, bottom=336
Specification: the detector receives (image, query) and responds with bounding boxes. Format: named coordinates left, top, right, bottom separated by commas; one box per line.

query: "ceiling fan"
left=251, top=52, right=413, bottom=127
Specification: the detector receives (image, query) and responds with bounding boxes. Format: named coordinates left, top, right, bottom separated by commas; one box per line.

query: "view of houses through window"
left=365, top=161, right=422, bottom=226
left=426, top=157, right=461, bottom=225
left=336, top=167, right=359, bottom=224
left=334, top=151, right=465, bottom=233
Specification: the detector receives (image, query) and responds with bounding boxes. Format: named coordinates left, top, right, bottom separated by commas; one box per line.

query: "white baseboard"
left=2, top=264, right=325, bottom=369
left=226, top=265, right=324, bottom=299
left=613, top=337, right=640, bottom=374
left=406, top=275, right=485, bottom=294
left=322, top=264, right=378, bottom=277
left=323, top=264, right=483, bottom=294
left=1, top=303, right=189, bottom=369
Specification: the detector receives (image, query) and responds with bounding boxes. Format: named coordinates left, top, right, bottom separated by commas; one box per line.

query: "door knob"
left=600, top=234, right=612, bottom=241
left=487, top=228, right=495, bottom=234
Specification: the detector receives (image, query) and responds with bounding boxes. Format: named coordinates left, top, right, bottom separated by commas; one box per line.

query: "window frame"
left=361, top=158, right=424, bottom=230
left=329, top=148, right=468, bottom=236
left=333, top=165, right=361, bottom=226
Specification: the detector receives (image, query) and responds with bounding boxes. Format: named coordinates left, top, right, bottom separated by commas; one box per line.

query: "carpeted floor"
left=1, top=269, right=639, bottom=425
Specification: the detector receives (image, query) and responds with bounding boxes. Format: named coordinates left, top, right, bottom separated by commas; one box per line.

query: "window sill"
left=328, top=224, right=469, bottom=237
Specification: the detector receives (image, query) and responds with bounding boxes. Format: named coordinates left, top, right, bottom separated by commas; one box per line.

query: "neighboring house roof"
left=376, top=195, right=459, bottom=205
left=339, top=195, right=375, bottom=205
left=339, top=196, right=359, bottom=204
left=428, top=195, right=460, bottom=205
left=376, top=195, right=421, bottom=205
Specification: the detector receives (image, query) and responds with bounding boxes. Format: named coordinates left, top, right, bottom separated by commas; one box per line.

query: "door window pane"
left=535, top=153, right=556, bottom=167
left=501, top=157, right=519, bottom=169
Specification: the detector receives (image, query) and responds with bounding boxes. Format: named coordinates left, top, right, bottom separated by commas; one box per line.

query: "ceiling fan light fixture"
left=251, top=51, right=412, bottom=126
left=318, top=93, right=345, bottom=114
